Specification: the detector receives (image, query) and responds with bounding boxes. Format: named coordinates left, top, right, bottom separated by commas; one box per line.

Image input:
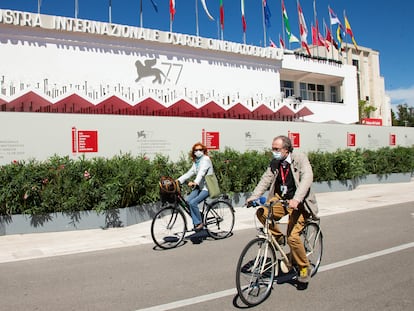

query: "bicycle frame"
left=259, top=201, right=290, bottom=269
left=172, top=190, right=215, bottom=231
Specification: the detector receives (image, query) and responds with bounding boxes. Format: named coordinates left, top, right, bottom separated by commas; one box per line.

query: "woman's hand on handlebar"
left=188, top=181, right=197, bottom=188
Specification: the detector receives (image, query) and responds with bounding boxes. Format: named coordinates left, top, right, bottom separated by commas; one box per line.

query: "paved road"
left=0, top=202, right=413, bottom=311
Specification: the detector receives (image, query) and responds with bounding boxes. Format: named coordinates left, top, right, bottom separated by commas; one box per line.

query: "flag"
left=263, top=0, right=271, bottom=28
left=241, top=0, right=247, bottom=33
left=201, top=0, right=215, bottom=21
left=313, top=20, right=325, bottom=47
left=169, top=0, right=175, bottom=21
left=279, top=33, right=285, bottom=49
left=336, top=25, right=343, bottom=49
left=281, top=0, right=299, bottom=43
left=312, top=25, right=317, bottom=45
left=150, top=0, right=158, bottom=13
left=344, top=13, right=358, bottom=50
left=269, top=38, right=276, bottom=48
left=297, top=1, right=311, bottom=55
left=220, top=0, right=224, bottom=30
left=324, top=20, right=338, bottom=49
left=328, top=6, right=341, bottom=26
left=318, top=32, right=329, bottom=51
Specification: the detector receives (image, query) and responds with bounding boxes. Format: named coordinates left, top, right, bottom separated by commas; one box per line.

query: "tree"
left=358, top=99, right=377, bottom=122
left=394, top=103, right=414, bottom=127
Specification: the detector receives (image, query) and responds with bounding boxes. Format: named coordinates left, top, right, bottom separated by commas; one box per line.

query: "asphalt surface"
left=1, top=178, right=413, bottom=264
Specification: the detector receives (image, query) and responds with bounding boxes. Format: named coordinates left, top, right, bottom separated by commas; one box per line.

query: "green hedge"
left=1, top=146, right=413, bottom=216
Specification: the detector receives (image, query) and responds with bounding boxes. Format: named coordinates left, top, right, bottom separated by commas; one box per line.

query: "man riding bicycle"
left=246, top=135, right=319, bottom=288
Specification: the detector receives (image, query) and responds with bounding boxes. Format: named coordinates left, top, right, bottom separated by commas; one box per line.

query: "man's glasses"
left=194, top=148, right=204, bottom=151
left=272, top=147, right=283, bottom=152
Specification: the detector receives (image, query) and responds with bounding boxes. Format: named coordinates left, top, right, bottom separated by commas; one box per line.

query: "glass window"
left=281, top=80, right=294, bottom=97
left=317, top=84, right=325, bottom=101
left=307, top=84, right=316, bottom=101
left=300, top=83, right=307, bottom=100
left=330, top=86, right=337, bottom=102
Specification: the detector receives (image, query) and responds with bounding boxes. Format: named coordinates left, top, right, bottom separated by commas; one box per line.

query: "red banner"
left=72, top=127, right=98, bottom=153
left=347, top=133, right=356, bottom=147
left=288, top=132, right=300, bottom=148
left=202, top=129, right=220, bottom=150
left=361, top=118, right=382, bottom=126
left=389, top=134, right=396, bottom=146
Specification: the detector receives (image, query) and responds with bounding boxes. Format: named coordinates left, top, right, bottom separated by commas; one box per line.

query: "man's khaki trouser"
left=256, top=200, right=310, bottom=270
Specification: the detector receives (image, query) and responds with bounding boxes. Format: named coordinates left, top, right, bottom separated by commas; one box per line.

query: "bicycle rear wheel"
left=205, top=200, right=234, bottom=239
left=236, top=238, right=276, bottom=307
left=302, top=222, right=323, bottom=276
left=151, top=206, right=186, bottom=249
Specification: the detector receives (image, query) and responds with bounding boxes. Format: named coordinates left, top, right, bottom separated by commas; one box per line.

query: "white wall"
left=1, top=112, right=413, bottom=165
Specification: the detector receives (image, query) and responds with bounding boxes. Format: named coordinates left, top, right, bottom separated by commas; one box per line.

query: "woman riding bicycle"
left=177, top=142, right=214, bottom=232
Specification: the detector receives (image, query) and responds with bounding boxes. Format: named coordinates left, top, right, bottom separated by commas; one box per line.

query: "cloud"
left=386, top=85, right=414, bottom=107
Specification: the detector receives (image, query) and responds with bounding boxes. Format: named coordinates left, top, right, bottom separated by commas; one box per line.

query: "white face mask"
left=272, top=151, right=283, bottom=160
left=194, top=150, right=204, bottom=158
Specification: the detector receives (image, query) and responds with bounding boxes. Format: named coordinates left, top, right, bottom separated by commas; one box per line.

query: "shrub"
left=0, top=147, right=413, bottom=216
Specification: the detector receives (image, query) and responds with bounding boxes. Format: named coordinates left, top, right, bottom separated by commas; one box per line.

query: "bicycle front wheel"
left=151, top=206, right=186, bottom=249
left=302, top=222, right=323, bottom=276
left=236, top=238, right=276, bottom=307
left=205, top=200, right=235, bottom=239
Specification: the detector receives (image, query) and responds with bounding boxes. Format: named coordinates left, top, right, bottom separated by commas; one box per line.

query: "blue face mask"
left=272, top=151, right=283, bottom=160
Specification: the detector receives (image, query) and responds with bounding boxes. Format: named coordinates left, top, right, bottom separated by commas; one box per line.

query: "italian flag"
left=241, top=0, right=246, bottom=33
left=220, top=0, right=224, bottom=30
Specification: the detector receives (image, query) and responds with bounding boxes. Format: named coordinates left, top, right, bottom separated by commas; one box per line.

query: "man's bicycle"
left=235, top=198, right=323, bottom=306
left=151, top=176, right=235, bottom=249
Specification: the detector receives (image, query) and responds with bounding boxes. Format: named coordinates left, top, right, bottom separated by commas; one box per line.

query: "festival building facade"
left=0, top=9, right=387, bottom=125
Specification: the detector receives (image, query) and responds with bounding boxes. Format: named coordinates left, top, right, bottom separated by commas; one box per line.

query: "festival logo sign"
left=72, top=127, right=98, bottom=153
left=202, top=129, right=220, bottom=150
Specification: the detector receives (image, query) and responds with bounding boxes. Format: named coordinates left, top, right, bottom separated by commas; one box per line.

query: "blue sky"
left=1, top=0, right=413, bottom=108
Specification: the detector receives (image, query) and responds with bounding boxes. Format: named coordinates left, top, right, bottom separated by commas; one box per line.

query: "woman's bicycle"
left=151, top=176, right=235, bottom=249
left=235, top=198, right=323, bottom=306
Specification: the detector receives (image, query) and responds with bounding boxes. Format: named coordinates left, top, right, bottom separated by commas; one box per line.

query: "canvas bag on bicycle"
left=204, top=167, right=221, bottom=199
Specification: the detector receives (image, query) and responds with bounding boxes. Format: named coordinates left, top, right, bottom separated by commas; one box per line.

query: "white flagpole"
left=140, top=0, right=143, bottom=28
left=75, top=0, right=78, bottom=19
left=262, top=1, right=267, bottom=47
left=109, top=0, right=112, bottom=24
left=38, top=0, right=41, bottom=14
left=195, top=0, right=199, bottom=37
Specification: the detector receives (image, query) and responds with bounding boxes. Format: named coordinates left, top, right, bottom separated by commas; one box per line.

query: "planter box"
left=0, top=203, right=161, bottom=236
left=313, top=173, right=412, bottom=193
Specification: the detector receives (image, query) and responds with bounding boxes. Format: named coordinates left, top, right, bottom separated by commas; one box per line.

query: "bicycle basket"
left=159, top=176, right=179, bottom=203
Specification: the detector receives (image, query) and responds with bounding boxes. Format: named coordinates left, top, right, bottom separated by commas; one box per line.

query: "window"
left=317, top=85, right=325, bottom=101
left=330, top=86, right=337, bottom=102
left=300, top=83, right=307, bottom=100
left=281, top=80, right=294, bottom=97
left=307, top=84, right=316, bottom=101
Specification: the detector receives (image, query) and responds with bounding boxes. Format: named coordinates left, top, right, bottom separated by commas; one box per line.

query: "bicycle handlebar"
left=246, top=196, right=289, bottom=208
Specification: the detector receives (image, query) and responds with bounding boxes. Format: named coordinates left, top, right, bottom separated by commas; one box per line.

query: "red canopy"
left=225, top=103, right=251, bottom=119
left=196, top=101, right=225, bottom=118
left=53, top=94, right=94, bottom=113
left=161, top=99, right=196, bottom=117
left=94, top=96, right=131, bottom=114
left=296, top=106, right=314, bottom=117
left=6, top=91, right=51, bottom=112
left=275, top=105, right=295, bottom=117
left=131, top=97, right=166, bottom=115
left=252, top=104, right=275, bottom=120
